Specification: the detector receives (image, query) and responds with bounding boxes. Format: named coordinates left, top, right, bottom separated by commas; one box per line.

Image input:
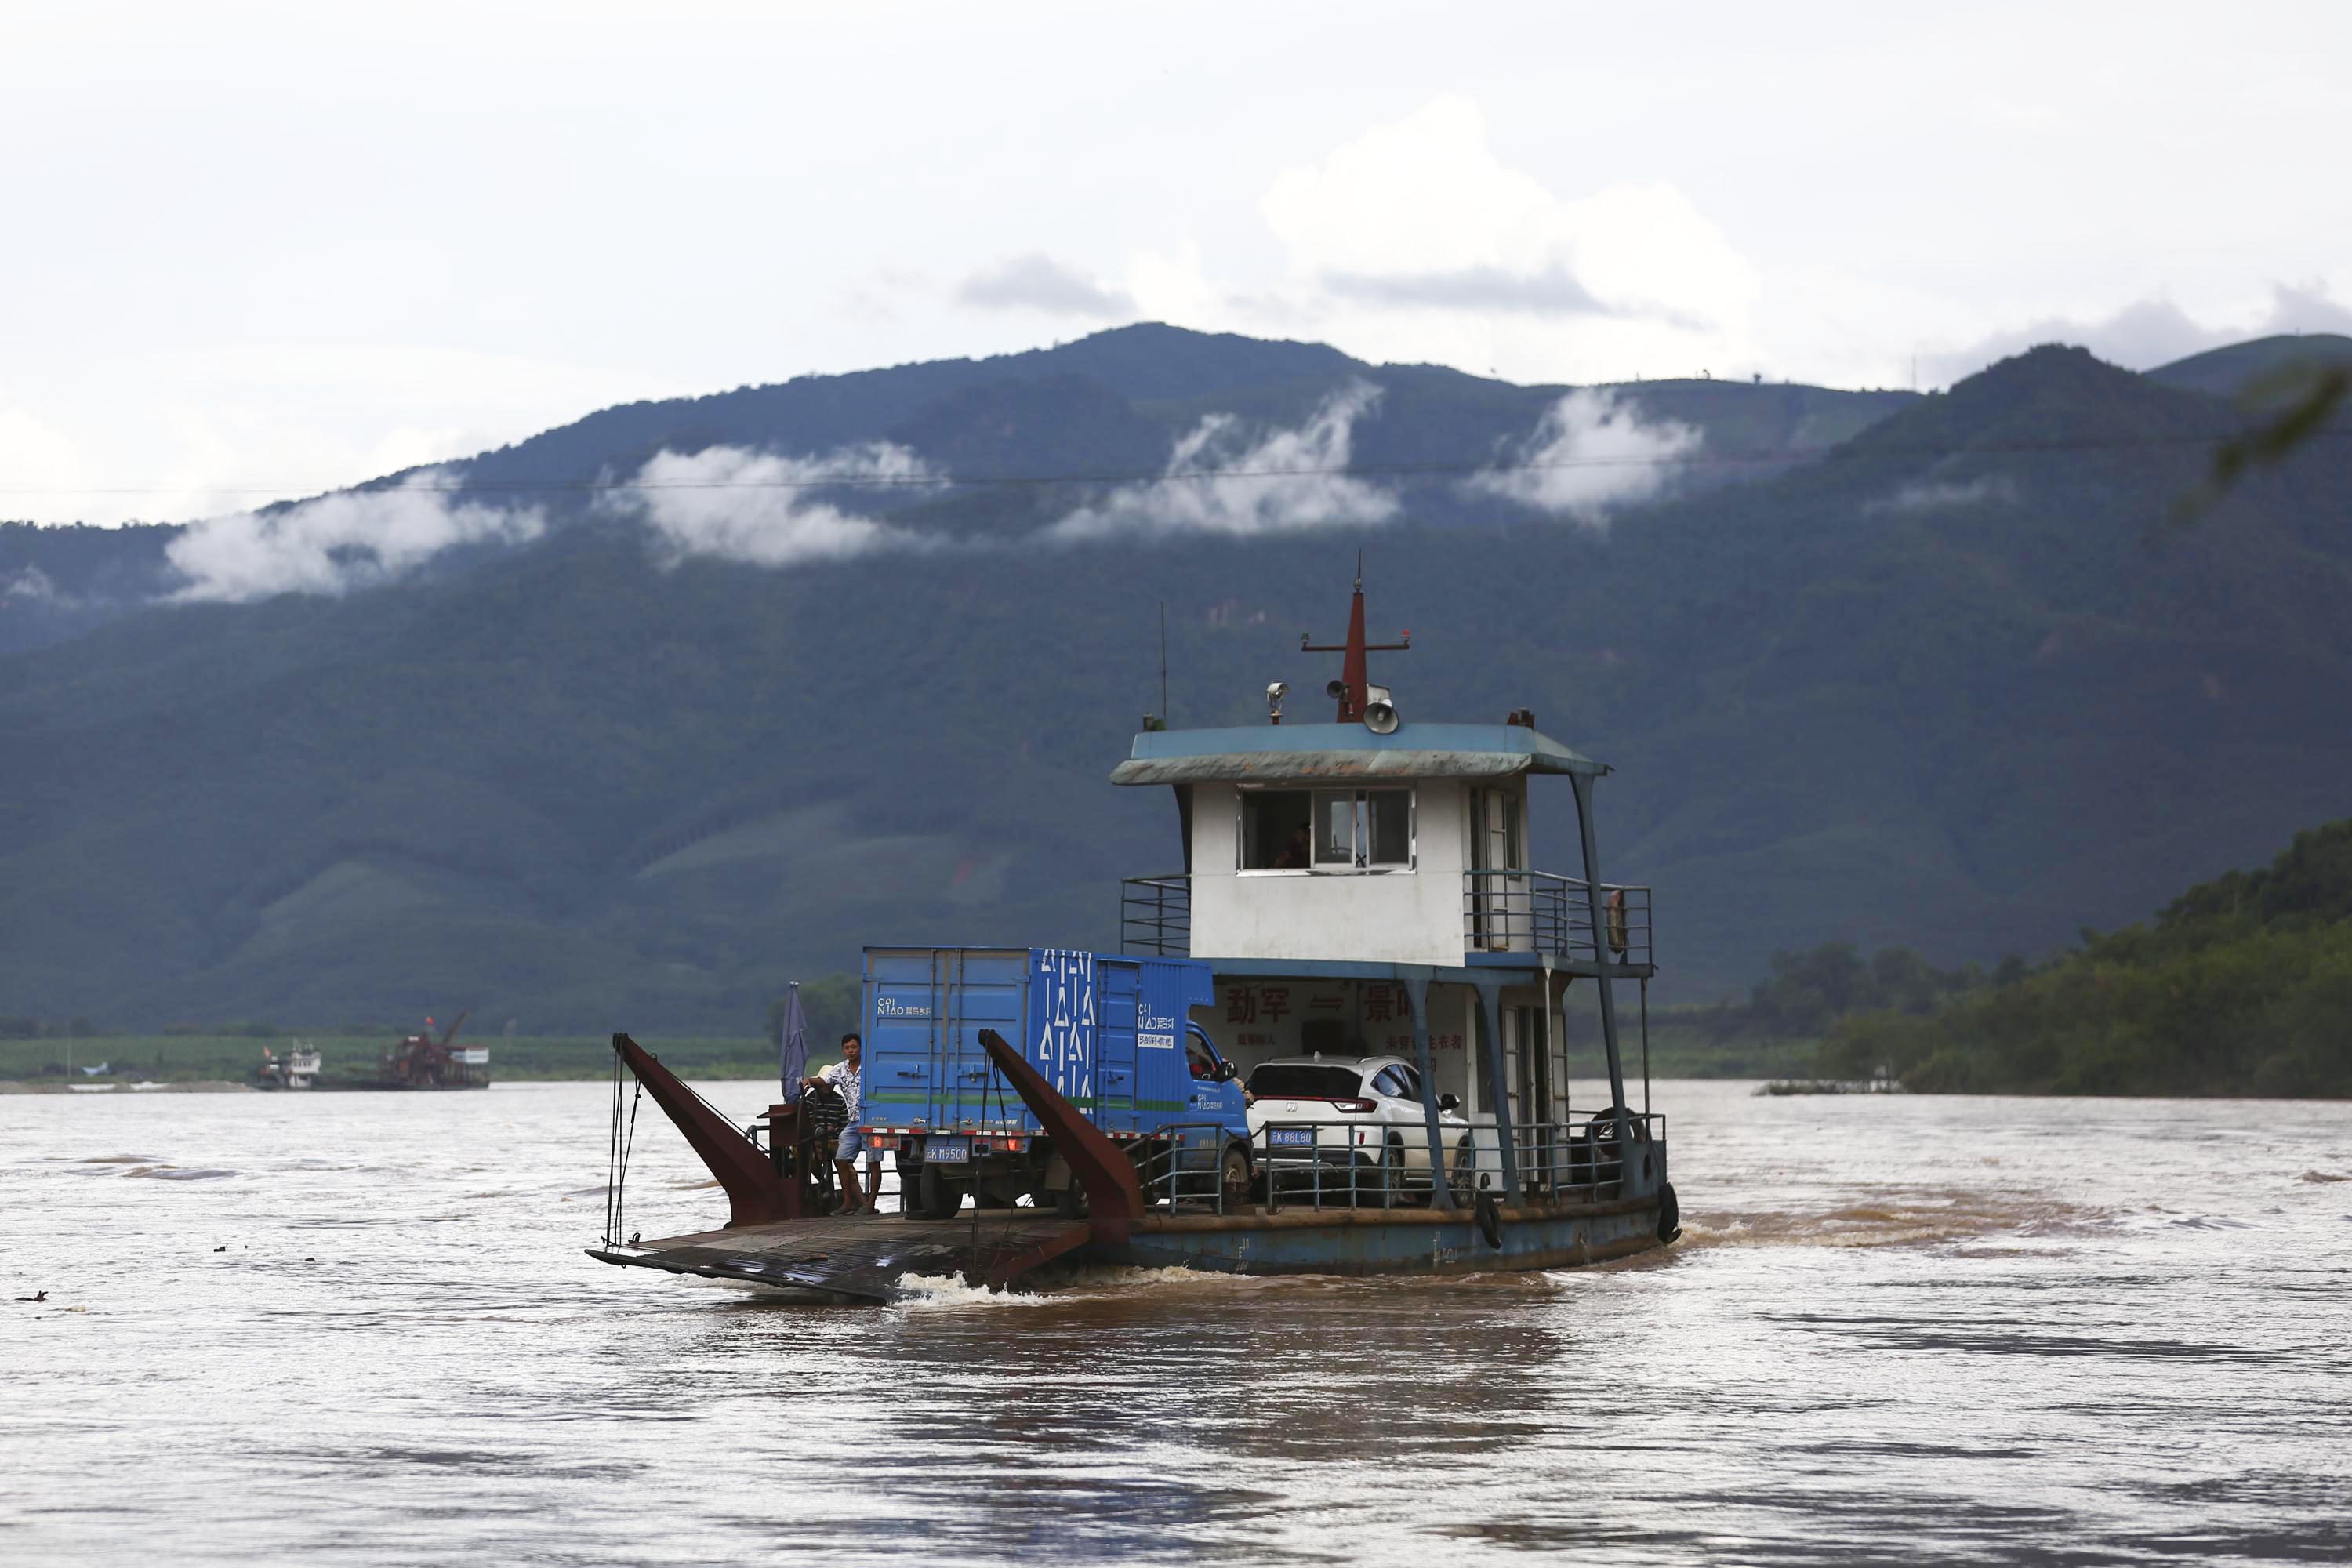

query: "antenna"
left=1302, top=554, right=1410, bottom=724
left=1159, top=601, right=1169, bottom=724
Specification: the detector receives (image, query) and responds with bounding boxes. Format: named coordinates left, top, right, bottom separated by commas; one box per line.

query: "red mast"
left=1302, top=553, right=1410, bottom=722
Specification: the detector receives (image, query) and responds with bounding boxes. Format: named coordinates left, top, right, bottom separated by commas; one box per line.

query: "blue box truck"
left=860, top=947, right=1253, bottom=1217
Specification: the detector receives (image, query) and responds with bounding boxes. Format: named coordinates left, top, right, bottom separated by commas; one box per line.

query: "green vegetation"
left=1815, top=820, right=2352, bottom=1095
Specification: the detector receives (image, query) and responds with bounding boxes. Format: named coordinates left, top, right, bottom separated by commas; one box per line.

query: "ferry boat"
left=592, top=571, right=1679, bottom=1300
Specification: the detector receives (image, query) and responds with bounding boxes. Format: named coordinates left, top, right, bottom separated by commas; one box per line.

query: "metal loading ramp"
left=587, top=1214, right=1094, bottom=1303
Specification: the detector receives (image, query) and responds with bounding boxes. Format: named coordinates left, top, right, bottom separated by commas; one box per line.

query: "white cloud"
left=2, top=564, right=71, bottom=607
left=1045, top=382, right=1396, bottom=542
left=1463, top=390, right=1700, bottom=524
left=164, top=470, right=544, bottom=603
left=1864, top=474, right=2019, bottom=515
left=1236, top=96, right=1762, bottom=379
left=603, top=443, right=938, bottom=568
left=957, top=254, right=1135, bottom=318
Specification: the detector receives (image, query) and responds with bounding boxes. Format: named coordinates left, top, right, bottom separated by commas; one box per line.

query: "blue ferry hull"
left=1115, top=1195, right=1664, bottom=1276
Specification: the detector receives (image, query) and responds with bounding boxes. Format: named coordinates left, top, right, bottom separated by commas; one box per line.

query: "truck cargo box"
left=862, top=946, right=1235, bottom=1140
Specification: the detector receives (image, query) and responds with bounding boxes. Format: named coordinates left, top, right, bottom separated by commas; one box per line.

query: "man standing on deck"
left=805, top=1033, right=881, bottom=1214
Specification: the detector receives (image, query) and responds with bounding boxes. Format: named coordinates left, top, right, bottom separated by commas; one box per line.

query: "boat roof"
left=1110, top=722, right=1606, bottom=785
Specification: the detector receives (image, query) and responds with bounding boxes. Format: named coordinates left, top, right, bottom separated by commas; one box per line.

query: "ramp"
left=587, top=1213, right=1093, bottom=1303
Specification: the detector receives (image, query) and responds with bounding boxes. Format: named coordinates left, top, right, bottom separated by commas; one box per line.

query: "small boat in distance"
left=593, top=567, right=1679, bottom=1300
left=254, top=1042, right=323, bottom=1091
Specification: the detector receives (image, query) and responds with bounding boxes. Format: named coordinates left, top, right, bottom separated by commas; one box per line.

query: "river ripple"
left=4, top=1080, right=2348, bottom=1566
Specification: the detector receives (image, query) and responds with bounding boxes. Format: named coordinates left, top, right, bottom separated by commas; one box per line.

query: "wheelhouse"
left=1115, top=571, right=1658, bottom=1206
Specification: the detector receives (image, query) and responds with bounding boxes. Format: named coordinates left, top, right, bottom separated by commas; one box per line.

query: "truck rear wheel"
left=915, top=1163, right=967, bottom=1220
left=1219, top=1143, right=1252, bottom=1213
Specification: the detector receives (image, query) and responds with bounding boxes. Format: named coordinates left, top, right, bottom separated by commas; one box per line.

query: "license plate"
left=1268, top=1127, right=1316, bottom=1149
left=926, top=1136, right=971, bottom=1163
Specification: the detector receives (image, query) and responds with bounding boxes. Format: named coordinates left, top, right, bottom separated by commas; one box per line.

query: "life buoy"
left=1657, top=1181, right=1682, bottom=1244
left=1606, top=887, right=1630, bottom=956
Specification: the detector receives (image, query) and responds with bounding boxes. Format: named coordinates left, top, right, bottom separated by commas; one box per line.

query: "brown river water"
left=5, top=1079, right=2349, bottom=1565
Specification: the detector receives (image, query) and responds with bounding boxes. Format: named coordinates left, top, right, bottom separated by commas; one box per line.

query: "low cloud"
left=1864, top=474, right=2019, bottom=515
left=164, top=471, right=544, bottom=603
left=1044, top=382, right=1397, bottom=541
left=2, top=564, right=74, bottom=608
left=956, top=253, right=1135, bottom=318
left=1463, top=390, right=1700, bottom=524
left=601, top=443, right=937, bottom=568
left=1322, top=264, right=1609, bottom=318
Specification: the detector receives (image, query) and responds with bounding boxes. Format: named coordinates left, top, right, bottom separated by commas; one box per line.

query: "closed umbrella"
left=778, top=982, right=808, bottom=1103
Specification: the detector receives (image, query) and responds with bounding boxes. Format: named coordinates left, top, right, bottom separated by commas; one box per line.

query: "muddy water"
left=5, top=1080, right=2348, bottom=1565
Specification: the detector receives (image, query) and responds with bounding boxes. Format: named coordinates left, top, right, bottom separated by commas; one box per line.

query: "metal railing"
left=1249, top=1122, right=1481, bottom=1211
left=1490, top=1113, right=1666, bottom=1204
left=1120, top=873, right=1192, bottom=957
left=1134, top=1122, right=1236, bottom=1213
left=1463, top=871, right=1652, bottom=966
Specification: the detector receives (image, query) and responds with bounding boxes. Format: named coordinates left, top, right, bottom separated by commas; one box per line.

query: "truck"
left=860, top=946, right=1254, bottom=1218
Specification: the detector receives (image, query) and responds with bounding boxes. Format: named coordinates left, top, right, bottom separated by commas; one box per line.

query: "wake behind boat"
left=592, top=568, right=1680, bottom=1301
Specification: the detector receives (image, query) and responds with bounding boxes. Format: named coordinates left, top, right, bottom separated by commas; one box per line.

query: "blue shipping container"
left=861, top=946, right=1244, bottom=1140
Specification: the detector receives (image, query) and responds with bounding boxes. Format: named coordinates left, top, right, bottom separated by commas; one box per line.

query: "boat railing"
left=1463, top=871, right=1652, bottom=966
left=1133, top=1121, right=1238, bottom=1213
left=1120, top=873, right=1192, bottom=957
left=1247, top=1122, right=1465, bottom=1211
left=1494, top=1114, right=1665, bottom=1203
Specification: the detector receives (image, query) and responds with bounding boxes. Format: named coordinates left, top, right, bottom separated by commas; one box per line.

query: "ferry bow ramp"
left=588, top=1213, right=1092, bottom=1304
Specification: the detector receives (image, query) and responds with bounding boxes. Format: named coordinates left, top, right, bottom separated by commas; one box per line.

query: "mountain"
left=2, top=331, right=2347, bottom=1034
left=1, top=325, right=1911, bottom=654
left=2147, top=332, right=2352, bottom=399
left=1817, top=817, right=2352, bottom=1095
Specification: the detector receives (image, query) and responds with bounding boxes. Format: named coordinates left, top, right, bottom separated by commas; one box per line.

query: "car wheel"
left=1448, top=1137, right=1478, bottom=1206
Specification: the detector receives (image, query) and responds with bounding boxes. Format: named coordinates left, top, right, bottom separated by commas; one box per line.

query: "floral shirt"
left=819, top=1058, right=862, bottom=1124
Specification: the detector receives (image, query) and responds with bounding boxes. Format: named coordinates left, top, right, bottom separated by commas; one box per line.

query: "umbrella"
left=778, top=982, right=808, bottom=1102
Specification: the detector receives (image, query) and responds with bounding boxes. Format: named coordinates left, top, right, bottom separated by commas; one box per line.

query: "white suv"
left=1245, top=1055, right=1475, bottom=1201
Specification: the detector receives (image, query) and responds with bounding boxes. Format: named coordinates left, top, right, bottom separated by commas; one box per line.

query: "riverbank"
left=0, top=1034, right=789, bottom=1087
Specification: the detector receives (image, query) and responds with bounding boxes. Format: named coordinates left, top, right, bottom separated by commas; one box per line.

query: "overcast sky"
left=5, top=0, right=2349, bottom=526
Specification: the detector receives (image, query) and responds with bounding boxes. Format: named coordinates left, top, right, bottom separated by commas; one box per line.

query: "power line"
left=0, top=426, right=2341, bottom=499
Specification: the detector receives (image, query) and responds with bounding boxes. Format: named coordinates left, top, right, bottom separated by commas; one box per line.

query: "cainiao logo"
left=875, top=996, right=930, bottom=1019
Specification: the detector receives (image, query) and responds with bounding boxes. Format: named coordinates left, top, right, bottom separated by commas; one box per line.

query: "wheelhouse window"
left=1313, top=790, right=1356, bottom=866
left=1243, top=786, right=1415, bottom=872
left=1366, top=789, right=1413, bottom=866
left=1239, top=789, right=1313, bottom=869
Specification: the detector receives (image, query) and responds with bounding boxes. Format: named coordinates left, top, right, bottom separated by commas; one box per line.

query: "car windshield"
left=1247, top=1064, right=1364, bottom=1099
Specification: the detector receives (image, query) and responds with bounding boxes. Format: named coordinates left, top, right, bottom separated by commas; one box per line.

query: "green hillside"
left=2145, top=332, right=2352, bottom=399
left=2, top=334, right=2348, bottom=1037
left=1817, top=819, right=2352, bottom=1095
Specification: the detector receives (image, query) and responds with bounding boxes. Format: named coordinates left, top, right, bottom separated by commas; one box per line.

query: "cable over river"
left=5, top=1080, right=2347, bottom=1565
